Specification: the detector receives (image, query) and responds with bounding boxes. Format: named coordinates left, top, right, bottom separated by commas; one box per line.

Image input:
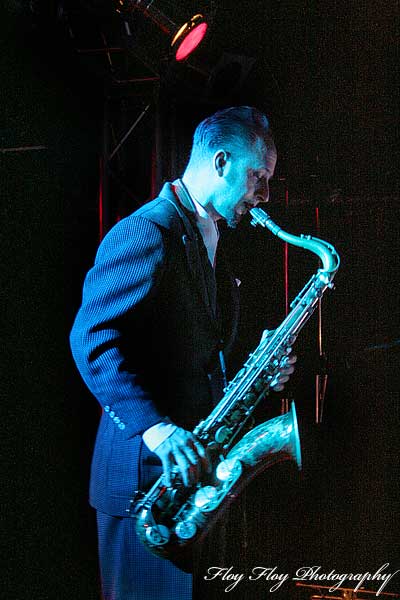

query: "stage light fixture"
left=171, top=14, right=208, bottom=62
left=115, top=1, right=208, bottom=62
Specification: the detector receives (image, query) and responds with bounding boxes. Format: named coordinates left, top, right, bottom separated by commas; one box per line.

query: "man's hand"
left=153, top=427, right=211, bottom=488
left=261, top=329, right=297, bottom=392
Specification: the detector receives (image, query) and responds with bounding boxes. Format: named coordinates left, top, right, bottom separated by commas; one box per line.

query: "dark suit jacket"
left=70, top=182, right=239, bottom=516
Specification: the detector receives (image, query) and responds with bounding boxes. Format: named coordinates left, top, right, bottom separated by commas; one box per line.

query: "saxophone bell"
left=227, top=401, right=302, bottom=471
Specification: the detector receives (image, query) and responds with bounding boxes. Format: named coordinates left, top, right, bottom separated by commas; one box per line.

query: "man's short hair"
left=190, top=106, right=274, bottom=161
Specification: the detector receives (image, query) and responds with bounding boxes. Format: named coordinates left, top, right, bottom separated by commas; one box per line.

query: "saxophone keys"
left=175, top=520, right=197, bottom=540
left=145, top=524, right=170, bottom=546
left=244, top=390, right=258, bottom=403
left=193, top=421, right=204, bottom=435
left=214, top=425, right=231, bottom=444
left=280, top=355, right=291, bottom=367
left=216, top=458, right=242, bottom=482
left=229, top=409, right=242, bottom=422
left=269, top=375, right=280, bottom=388
left=194, top=485, right=219, bottom=512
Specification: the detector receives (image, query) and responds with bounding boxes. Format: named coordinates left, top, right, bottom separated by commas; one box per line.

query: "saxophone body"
left=131, top=208, right=340, bottom=560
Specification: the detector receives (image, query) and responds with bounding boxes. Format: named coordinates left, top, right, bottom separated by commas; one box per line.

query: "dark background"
left=2, top=1, right=398, bottom=598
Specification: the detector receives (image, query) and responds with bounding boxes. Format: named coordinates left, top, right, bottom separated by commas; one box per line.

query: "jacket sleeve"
left=70, top=215, right=168, bottom=440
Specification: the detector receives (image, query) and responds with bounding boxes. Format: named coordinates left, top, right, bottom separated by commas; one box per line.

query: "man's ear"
left=213, top=150, right=230, bottom=177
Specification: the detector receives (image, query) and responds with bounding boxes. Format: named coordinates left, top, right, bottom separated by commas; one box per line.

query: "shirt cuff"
left=142, top=422, right=178, bottom=452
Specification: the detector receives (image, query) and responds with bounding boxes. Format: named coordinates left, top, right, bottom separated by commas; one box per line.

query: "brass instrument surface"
left=131, top=208, right=340, bottom=561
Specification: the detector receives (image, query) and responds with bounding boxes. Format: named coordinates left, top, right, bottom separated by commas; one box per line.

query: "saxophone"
left=131, top=208, right=340, bottom=560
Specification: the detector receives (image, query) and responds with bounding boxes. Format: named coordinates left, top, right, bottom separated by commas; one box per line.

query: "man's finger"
left=189, top=436, right=206, bottom=456
left=192, top=440, right=212, bottom=473
left=280, top=365, right=295, bottom=375
left=161, top=455, right=173, bottom=487
left=272, top=383, right=284, bottom=392
left=183, top=445, right=199, bottom=466
left=174, top=448, right=192, bottom=487
left=182, top=446, right=201, bottom=482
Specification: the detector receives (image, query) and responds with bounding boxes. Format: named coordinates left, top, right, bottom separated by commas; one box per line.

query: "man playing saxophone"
left=70, top=106, right=296, bottom=600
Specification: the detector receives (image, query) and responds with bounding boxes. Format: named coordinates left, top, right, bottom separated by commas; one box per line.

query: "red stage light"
left=116, top=4, right=209, bottom=65
left=175, top=22, right=208, bottom=61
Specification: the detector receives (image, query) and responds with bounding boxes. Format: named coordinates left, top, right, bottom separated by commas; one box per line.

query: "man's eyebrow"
left=259, top=168, right=273, bottom=177
left=251, top=166, right=273, bottom=178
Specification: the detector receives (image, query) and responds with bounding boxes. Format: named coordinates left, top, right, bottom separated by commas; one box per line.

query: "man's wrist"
left=142, top=422, right=177, bottom=452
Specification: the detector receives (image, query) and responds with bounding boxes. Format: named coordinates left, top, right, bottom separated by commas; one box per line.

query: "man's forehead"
left=252, top=138, right=277, bottom=171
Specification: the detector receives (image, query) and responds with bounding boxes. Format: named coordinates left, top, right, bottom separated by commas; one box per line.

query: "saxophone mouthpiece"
left=249, top=208, right=282, bottom=236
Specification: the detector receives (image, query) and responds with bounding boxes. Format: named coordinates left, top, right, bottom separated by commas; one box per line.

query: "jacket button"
left=113, top=417, right=120, bottom=424
left=118, top=423, right=125, bottom=430
left=104, top=405, right=110, bottom=413
left=109, top=411, right=115, bottom=418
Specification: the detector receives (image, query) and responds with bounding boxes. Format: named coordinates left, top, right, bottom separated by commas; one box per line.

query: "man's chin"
left=227, top=211, right=246, bottom=229
left=226, top=216, right=238, bottom=229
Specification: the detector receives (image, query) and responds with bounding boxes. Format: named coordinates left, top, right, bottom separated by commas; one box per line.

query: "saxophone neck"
left=250, top=208, right=340, bottom=276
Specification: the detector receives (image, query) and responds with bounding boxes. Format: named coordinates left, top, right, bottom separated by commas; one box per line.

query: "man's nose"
left=254, top=180, right=269, bottom=204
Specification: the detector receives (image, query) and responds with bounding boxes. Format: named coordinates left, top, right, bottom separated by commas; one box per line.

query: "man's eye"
left=254, top=172, right=266, bottom=183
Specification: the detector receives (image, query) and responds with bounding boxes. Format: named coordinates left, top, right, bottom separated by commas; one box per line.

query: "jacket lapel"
left=158, top=184, right=219, bottom=327
left=182, top=230, right=217, bottom=320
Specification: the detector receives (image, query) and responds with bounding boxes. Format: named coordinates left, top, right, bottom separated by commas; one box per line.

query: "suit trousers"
left=96, top=511, right=192, bottom=600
